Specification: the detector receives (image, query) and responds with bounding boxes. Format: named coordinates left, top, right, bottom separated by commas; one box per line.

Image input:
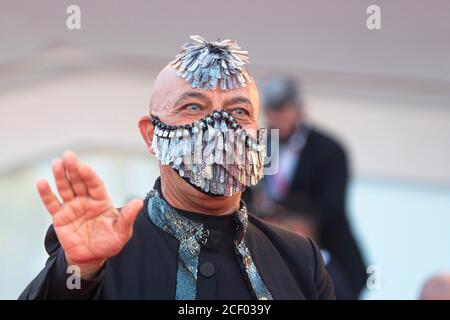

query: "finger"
left=37, top=178, right=62, bottom=215
left=78, top=163, right=108, bottom=200
left=52, top=158, right=75, bottom=202
left=117, top=199, right=143, bottom=240
left=62, top=151, right=87, bottom=196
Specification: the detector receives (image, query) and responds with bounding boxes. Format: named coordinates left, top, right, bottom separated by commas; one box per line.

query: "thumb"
left=117, top=198, right=144, bottom=241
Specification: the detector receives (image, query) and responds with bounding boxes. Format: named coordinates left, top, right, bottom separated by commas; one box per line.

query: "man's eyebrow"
left=223, top=96, right=253, bottom=107
left=174, top=91, right=210, bottom=105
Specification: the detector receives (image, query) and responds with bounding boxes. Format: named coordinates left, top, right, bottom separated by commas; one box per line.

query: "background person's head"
left=419, top=273, right=450, bottom=300
left=261, top=76, right=304, bottom=143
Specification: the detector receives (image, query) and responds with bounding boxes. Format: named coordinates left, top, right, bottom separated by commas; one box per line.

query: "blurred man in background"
left=244, top=76, right=366, bottom=299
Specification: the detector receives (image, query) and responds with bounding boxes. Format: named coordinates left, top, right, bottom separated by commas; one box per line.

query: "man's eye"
left=231, top=108, right=248, bottom=116
left=184, top=104, right=201, bottom=111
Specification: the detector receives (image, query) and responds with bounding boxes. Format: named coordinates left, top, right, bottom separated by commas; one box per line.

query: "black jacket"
left=19, top=193, right=335, bottom=300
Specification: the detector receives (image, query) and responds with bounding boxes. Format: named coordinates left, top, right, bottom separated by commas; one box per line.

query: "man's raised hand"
left=36, top=151, right=143, bottom=277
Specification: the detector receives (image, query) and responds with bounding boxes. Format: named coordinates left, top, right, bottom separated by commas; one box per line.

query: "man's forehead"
left=172, top=80, right=257, bottom=104
left=151, top=65, right=258, bottom=112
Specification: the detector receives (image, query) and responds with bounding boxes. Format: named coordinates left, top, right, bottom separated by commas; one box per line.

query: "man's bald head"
left=149, top=65, right=185, bottom=115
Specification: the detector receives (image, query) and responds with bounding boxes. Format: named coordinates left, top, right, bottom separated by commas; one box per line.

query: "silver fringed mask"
left=151, top=110, right=266, bottom=196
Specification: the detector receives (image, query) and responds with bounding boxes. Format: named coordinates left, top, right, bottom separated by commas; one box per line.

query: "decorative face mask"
left=151, top=110, right=266, bottom=196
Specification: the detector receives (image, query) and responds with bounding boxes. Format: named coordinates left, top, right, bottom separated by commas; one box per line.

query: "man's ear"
left=138, top=115, right=155, bottom=155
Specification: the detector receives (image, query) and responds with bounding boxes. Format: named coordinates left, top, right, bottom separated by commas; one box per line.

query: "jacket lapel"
left=245, top=223, right=306, bottom=300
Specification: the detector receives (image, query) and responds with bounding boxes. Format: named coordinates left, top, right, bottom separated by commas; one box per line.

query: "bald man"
left=19, top=36, right=335, bottom=300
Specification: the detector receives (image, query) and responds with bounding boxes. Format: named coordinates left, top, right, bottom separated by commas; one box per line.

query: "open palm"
left=37, top=151, right=143, bottom=268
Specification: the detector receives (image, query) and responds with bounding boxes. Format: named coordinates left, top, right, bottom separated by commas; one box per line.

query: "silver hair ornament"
left=170, top=35, right=251, bottom=90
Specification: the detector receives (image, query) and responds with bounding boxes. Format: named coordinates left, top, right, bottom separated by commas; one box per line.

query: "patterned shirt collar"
left=146, top=186, right=272, bottom=300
